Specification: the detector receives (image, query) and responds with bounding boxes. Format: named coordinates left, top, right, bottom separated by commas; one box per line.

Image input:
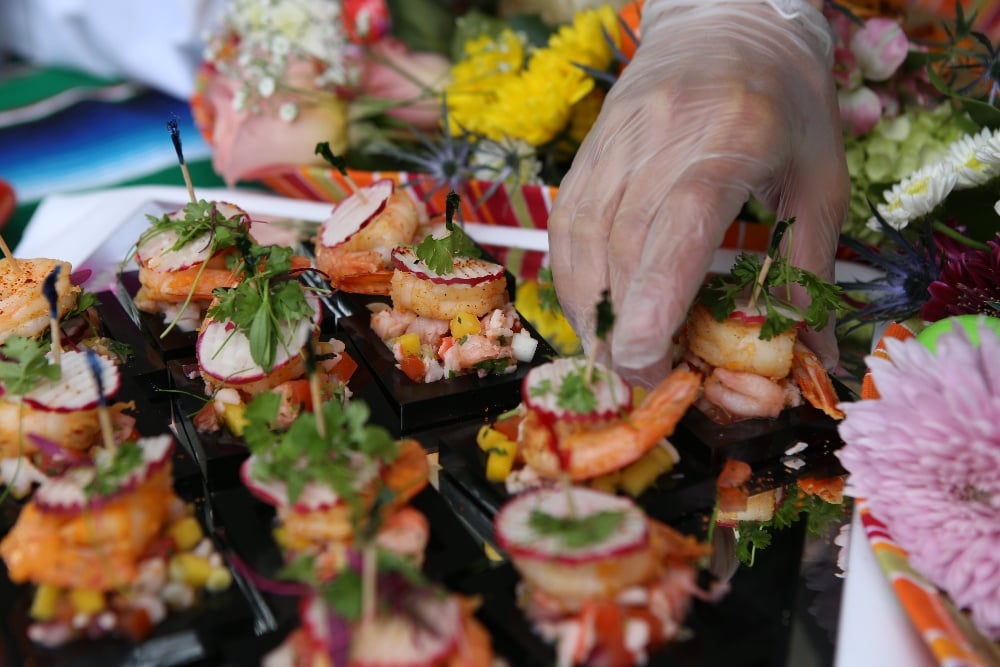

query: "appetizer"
left=0, top=435, right=232, bottom=646
left=678, top=234, right=845, bottom=424
left=314, top=178, right=424, bottom=295
left=0, top=343, right=134, bottom=495
left=132, top=199, right=253, bottom=332
left=239, top=392, right=431, bottom=578
left=0, top=256, right=81, bottom=345
left=494, top=486, right=714, bottom=666
left=193, top=243, right=356, bottom=433
left=483, top=357, right=699, bottom=492
left=369, top=202, right=538, bottom=383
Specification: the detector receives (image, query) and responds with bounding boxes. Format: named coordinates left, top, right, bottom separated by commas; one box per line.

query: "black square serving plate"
left=116, top=270, right=202, bottom=360
left=328, top=289, right=560, bottom=436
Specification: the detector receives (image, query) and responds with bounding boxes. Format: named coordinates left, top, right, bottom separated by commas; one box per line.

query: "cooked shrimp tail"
left=790, top=341, right=844, bottom=420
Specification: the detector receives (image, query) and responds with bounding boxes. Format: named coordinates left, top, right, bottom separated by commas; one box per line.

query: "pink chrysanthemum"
left=837, top=323, right=1000, bottom=640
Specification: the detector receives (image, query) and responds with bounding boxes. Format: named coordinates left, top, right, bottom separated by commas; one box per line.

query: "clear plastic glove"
left=548, top=0, right=848, bottom=387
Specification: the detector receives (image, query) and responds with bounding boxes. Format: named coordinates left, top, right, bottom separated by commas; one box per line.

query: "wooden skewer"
left=747, top=255, right=773, bottom=311
left=0, top=235, right=19, bottom=272
left=49, top=319, right=62, bottom=366
left=167, top=118, right=197, bottom=204
left=98, top=407, right=116, bottom=452
left=310, top=372, right=326, bottom=438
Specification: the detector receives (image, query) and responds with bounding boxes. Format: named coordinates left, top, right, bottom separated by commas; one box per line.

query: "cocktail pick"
left=42, top=265, right=62, bottom=364
left=748, top=217, right=794, bottom=311
left=85, top=348, right=116, bottom=452
left=0, top=234, right=18, bottom=273
left=168, top=117, right=197, bottom=203
left=304, top=338, right=326, bottom=438
left=315, top=142, right=367, bottom=203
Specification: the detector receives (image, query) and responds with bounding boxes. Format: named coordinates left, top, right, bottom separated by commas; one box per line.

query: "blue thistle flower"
left=837, top=210, right=940, bottom=330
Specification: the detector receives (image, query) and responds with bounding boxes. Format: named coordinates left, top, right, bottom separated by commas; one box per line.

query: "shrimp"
left=370, top=308, right=418, bottom=340
left=790, top=341, right=845, bottom=419
left=390, top=270, right=509, bottom=322
left=441, top=334, right=511, bottom=375
left=315, top=190, right=421, bottom=295
left=701, top=367, right=787, bottom=420
left=0, top=401, right=136, bottom=461
left=0, top=257, right=80, bottom=345
left=520, top=368, right=702, bottom=481
left=0, top=466, right=177, bottom=591
left=684, top=302, right=796, bottom=380
left=135, top=253, right=242, bottom=305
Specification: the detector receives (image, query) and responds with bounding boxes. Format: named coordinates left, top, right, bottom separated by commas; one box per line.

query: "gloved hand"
left=548, top=0, right=848, bottom=387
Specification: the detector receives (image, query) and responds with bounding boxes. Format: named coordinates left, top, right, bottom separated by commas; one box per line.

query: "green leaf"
left=595, top=289, right=615, bottom=342
left=528, top=508, right=624, bottom=549
left=322, top=567, right=364, bottom=621
left=0, top=336, right=61, bottom=395
left=85, top=441, right=144, bottom=498
left=556, top=368, right=597, bottom=414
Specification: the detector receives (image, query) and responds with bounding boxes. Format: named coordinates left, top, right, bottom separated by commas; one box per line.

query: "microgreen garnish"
left=84, top=440, right=143, bottom=498
left=472, top=358, right=512, bottom=374
left=243, top=393, right=399, bottom=520
left=136, top=199, right=250, bottom=259
left=528, top=508, right=625, bottom=549
left=63, top=291, right=99, bottom=321
left=414, top=190, right=481, bottom=275
left=207, top=244, right=315, bottom=372
left=536, top=267, right=563, bottom=314
left=527, top=365, right=602, bottom=415
left=699, top=222, right=845, bottom=340
left=0, top=337, right=60, bottom=395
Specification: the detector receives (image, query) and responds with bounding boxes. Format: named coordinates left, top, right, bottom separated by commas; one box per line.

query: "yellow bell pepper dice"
left=450, top=312, right=481, bottom=338
left=477, top=425, right=512, bottom=451
left=619, top=446, right=676, bottom=498
left=30, top=584, right=62, bottom=621
left=167, top=516, right=204, bottom=552
left=396, top=332, right=422, bottom=356
left=170, top=553, right=214, bottom=588
left=222, top=402, right=248, bottom=437
left=68, top=588, right=106, bottom=615
left=485, top=447, right=516, bottom=482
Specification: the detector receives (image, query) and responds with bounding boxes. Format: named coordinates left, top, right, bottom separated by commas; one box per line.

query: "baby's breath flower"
left=869, top=162, right=957, bottom=231
left=278, top=102, right=299, bottom=122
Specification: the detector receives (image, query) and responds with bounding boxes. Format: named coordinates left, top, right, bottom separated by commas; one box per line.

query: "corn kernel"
left=167, top=516, right=204, bottom=552
left=170, top=553, right=214, bottom=588
left=29, top=584, right=61, bottom=621
left=450, top=312, right=481, bottom=338
left=205, top=567, right=233, bottom=592
left=222, top=402, right=248, bottom=436
left=68, top=588, right=105, bottom=615
left=396, top=333, right=421, bottom=356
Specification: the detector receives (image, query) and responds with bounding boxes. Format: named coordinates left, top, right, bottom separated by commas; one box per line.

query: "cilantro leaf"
left=595, top=289, right=615, bottom=342
left=529, top=509, right=624, bottom=549
left=556, top=368, right=597, bottom=413
left=413, top=190, right=481, bottom=275
left=0, top=337, right=61, bottom=395
left=85, top=441, right=144, bottom=498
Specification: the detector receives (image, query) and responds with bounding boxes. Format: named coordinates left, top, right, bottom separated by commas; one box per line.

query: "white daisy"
left=974, top=127, right=1000, bottom=170
left=867, top=162, right=957, bottom=231
left=947, top=127, right=1000, bottom=189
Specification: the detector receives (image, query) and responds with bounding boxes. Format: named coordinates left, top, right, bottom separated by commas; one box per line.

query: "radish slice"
left=522, top=358, right=631, bottom=421
left=197, top=291, right=320, bottom=383
left=391, top=246, right=504, bottom=285
left=495, top=487, right=649, bottom=565
left=21, top=349, right=120, bottom=412
left=319, top=179, right=394, bottom=248
left=137, top=202, right=248, bottom=272
left=240, top=454, right=378, bottom=512
left=350, top=592, right=462, bottom=666
left=728, top=297, right=803, bottom=326
left=34, top=434, right=175, bottom=513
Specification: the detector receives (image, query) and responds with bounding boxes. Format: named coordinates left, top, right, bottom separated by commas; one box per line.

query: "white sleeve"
left=640, top=0, right=833, bottom=63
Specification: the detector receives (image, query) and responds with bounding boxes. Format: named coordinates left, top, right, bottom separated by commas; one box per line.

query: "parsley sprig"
left=414, top=191, right=481, bottom=275
left=242, top=393, right=399, bottom=522
left=699, top=221, right=845, bottom=340
left=528, top=508, right=625, bottom=549
left=528, top=365, right=602, bottom=415
left=206, top=244, right=315, bottom=372
left=0, top=337, right=60, bottom=395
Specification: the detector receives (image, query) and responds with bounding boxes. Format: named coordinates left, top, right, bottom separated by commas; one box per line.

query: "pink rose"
left=196, top=59, right=349, bottom=187
left=839, top=85, right=883, bottom=137
left=356, top=38, right=451, bottom=130
left=850, top=18, right=909, bottom=82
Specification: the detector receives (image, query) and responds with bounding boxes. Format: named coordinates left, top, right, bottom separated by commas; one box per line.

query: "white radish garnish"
left=511, top=330, right=538, bottom=363
left=239, top=455, right=378, bottom=513
left=319, top=179, right=395, bottom=248
left=137, top=202, right=248, bottom=272
left=495, top=487, right=655, bottom=602
left=522, top=358, right=631, bottom=421
left=34, top=434, right=175, bottom=513
left=729, top=296, right=802, bottom=326
left=391, top=246, right=504, bottom=285
left=349, top=592, right=462, bottom=666
left=197, top=292, right=320, bottom=383
left=22, top=349, right=120, bottom=412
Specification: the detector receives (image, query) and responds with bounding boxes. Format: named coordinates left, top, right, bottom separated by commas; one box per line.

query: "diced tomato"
left=437, top=336, right=455, bottom=359
left=193, top=402, right=221, bottom=433
left=141, top=536, right=177, bottom=560
left=327, top=351, right=358, bottom=384
left=398, top=355, right=426, bottom=383
left=492, top=413, right=522, bottom=442
left=587, top=602, right=632, bottom=667
left=116, top=607, right=154, bottom=642
left=277, top=379, right=313, bottom=412
left=716, top=458, right=752, bottom=488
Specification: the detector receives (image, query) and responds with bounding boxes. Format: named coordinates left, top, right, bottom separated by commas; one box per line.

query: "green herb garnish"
left=85, top=441, right=144, bottom=498
left=528, top=508, right=624, bottom=549
left=699, top=220, right=845, bottom=340
left=0, top=337, right=61, bottom=395
left=206, top=244, right=315, bottom=372
left=527, top=365, right=600, bottom=414
left=595, top=289, right=615, bottom=342
left=536, top=267, right=563, bottom=314
left=472, top=358, right=512, bottom=374
left=243, top=393, right=398, bottom=521
left=136, top=199, right=248, bottom=257
left=414, top=191, right=481, bottom=275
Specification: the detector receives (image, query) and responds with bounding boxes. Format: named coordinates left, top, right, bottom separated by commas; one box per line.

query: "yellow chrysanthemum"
left=446, top=5, right=619, bottom=146
left=516, top=281, right=582, bottom=357
left=568, top=88, right=606, bottom=145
